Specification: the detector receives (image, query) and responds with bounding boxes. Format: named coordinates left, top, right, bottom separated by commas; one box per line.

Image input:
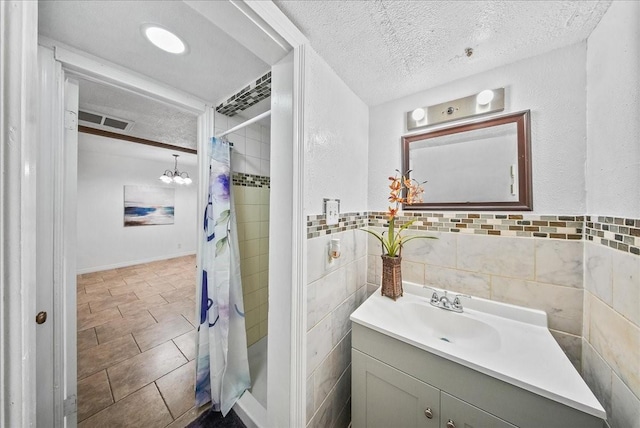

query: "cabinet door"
left=440, top=392, right=517, bottom=428
left=353, top=350, right=440, bottom=428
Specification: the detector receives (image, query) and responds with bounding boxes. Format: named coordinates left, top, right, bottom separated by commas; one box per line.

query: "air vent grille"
left=78, top=111, right=102, bottom=124
left=78, top=109, right=135, bottom=132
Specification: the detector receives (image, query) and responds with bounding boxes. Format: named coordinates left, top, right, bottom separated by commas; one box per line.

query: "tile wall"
left=306, top=211, right=640, bottom=427
left=305, top=227, right=369, bottom=428
left=365, top=223, right=585, bottom=370
left=583, top=219, right=640, bottom=428
left=215, top=112, right=271, bottom=347
left=234, top=182, right=270, bottom=347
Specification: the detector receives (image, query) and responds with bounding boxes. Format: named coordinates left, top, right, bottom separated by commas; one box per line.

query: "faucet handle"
left=452, top=294, right=471, bottom=310
left=422, top=285, right=441, bottom=303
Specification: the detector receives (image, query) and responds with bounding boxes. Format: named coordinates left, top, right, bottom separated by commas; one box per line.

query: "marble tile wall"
left=583, top=241, right=640, bottom=428
left=366, top=229, right=585, bottom=370
left=234, top=184, right=270, bottom=347
left=306, top=229, right=369, bottom=428
left=307, top=212, right=640, bottom=426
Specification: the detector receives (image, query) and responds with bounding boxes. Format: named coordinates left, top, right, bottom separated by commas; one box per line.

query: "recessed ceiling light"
left=142, top=24, right=187, bottom=55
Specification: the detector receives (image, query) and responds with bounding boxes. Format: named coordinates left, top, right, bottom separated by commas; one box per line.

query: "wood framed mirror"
left=402, top=110, right=532, bottom=211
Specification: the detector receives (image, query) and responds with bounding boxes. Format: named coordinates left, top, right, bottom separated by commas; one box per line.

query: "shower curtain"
left=195, top=137, right=250, bottom=415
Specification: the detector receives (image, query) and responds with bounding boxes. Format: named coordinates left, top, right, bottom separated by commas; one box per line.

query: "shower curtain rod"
left=215, top=110, right=271, bottom=139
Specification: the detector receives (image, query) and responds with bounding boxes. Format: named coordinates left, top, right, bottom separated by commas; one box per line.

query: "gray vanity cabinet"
left=440, top=392, right=516, bottom=428
left=352, top=349, right=440, bottom=428
left=352, top=323, right=604, bottom=428
left=353, top=349, right=515, bottom=428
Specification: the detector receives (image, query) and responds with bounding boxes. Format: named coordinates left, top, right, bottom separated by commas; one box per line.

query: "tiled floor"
left=77, top=255, right=201, bottom=427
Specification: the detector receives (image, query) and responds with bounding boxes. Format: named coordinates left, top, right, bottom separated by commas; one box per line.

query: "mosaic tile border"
left=306, top=212, right=368, bottom=239
left=306, top=211, right=640, bottom=257
left=216, top=72, right=271, bottom=117
left=368, top=212, right=584, bottom=239
left=231, top=172, right=270, bottom=189
left=585, top=216, right=640, bottom=256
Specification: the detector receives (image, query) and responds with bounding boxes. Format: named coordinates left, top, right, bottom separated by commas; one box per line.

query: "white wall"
left=586, top=0, right=640, bottom=218
left=369, top=42, right=588, bottom=214
left=303, top=47, right=369, bottom=428
left=304, top=47, right=369, bottom=215
left=77, top=133, right=197, bottom=273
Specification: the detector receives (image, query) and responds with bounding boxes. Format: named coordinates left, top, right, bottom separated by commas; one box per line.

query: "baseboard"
left=76, top=251, right=196, bottom=274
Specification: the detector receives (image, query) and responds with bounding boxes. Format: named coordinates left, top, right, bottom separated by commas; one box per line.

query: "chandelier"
left=159, top=154, right=192, bottom=185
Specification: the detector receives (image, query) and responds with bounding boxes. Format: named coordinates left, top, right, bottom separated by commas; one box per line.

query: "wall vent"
left=78, top=109, right=135, bottom=132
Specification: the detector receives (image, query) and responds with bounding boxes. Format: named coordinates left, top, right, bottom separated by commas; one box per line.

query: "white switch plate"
left=324, top=198, right=340, bottom=226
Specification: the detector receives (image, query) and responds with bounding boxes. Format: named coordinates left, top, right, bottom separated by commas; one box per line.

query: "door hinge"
left=64, top=110, right=77, bottom=131
left=63, top=395, right=77, bottom=416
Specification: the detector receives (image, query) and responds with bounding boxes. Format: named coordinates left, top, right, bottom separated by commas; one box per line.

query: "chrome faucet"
left=425, top=286, right=469, bottom=313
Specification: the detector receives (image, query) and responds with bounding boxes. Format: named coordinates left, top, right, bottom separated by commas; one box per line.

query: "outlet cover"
left=323, top=198, right=340, bottom=226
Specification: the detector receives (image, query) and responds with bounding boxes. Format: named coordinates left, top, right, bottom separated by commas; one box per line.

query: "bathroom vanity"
left=350, top=283, right=606, bottom=428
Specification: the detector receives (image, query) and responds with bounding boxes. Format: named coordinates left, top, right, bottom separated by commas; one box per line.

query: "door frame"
left=1, top=2, right=39, bottom=427
left=32, top=1, right=310, bottom=427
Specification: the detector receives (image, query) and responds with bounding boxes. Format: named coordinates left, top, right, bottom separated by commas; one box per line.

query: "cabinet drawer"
left=353, top=349, right=440, bottom=428
left=441, top=392, right=516, bottom=428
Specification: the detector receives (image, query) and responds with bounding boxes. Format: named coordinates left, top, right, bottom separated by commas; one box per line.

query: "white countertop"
left=350, top=282, right=606, bottom=420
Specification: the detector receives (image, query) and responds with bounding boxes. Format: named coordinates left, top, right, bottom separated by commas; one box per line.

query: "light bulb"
left=174, top=175, right=184, bottom=184
left=183, top=177, right=192, bottom=185
left=476, top=90, right=494, bottom=106
left=411, top=108, right=426, bottom=121
left=143, top=25, right=186, bottom=54
left=159, top=175, right=172, bottom=183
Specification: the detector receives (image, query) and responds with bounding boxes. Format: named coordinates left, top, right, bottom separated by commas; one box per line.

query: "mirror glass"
left=402, top=110, right=532, bottom=210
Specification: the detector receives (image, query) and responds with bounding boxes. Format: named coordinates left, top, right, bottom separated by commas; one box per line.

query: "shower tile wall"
left=234, top=184, right=269, bottom=346
left=215, top=112, right=270, bottom=347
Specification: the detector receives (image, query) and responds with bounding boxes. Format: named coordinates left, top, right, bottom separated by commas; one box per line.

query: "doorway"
left=35, top=1, right=304, bottom=427
left=73, top=77, right=200, bottom=425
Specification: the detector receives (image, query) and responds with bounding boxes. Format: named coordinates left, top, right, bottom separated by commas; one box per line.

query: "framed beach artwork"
left=124, top=185, right=175, bottom=226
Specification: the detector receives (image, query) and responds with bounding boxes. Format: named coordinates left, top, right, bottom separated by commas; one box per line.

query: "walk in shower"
left=214, top=106, right=271, bottom=413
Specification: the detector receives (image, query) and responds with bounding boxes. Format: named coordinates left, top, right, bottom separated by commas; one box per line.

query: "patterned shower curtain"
left=195, top=137, right=250, bottom=415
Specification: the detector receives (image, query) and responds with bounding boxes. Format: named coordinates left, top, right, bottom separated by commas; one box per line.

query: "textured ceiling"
left=78, top=78, right=198, bottom=150
left=275, top=0, right=612, bottom=106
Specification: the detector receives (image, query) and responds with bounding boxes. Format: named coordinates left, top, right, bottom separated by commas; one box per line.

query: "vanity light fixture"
left=142, top=24, right=187, bottom=54
left=406, top=88, right=505, bottom=130
left=159, top=154, right=192, bottom=185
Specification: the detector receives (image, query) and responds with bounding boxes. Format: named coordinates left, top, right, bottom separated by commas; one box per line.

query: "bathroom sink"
left=398, top=301, right=501, bottom=352
left=350, top=282, right=607, bottom=421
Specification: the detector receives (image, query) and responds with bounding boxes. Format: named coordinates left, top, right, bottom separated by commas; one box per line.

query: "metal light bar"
left=406, top=88, right=505, bottom=131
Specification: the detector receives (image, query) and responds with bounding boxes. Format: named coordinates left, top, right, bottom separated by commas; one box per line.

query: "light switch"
left=324, top=199, right=340, bottom=226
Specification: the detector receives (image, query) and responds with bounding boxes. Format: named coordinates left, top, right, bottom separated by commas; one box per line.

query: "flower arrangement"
left=363, top=170, right=435, bottom=257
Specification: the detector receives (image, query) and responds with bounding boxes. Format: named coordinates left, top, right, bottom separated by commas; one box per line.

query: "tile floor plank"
left=95, top=311, right=157, bottom=344
left=78, top=334, right=140, bottom=380
left=77, top=370, right=113, bottom=422
left=156, top=359, right=196, bottom=419
left=77, top=328, right=98, bottom=352
left=108, top=341, right=187, bottom=401
left=173, top=330, right=196, bottom=361
left=133, top=314, right=193, bottom=352
left=78, top=383, right=172, bottom=428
